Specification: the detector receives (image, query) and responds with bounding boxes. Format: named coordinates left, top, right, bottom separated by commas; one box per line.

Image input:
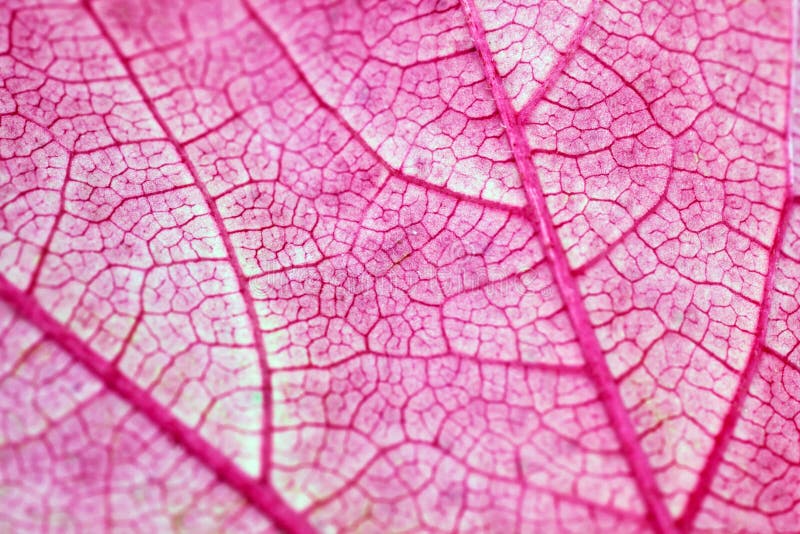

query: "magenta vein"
left=676, top=194, right=793, bottom=532
left=458, top=1, right=677, bottom=532
left=79, top=0, right=278, bottom=486
left=677, top=1, right=799, bottom=525
left=0, top=276, right=316, bottom=534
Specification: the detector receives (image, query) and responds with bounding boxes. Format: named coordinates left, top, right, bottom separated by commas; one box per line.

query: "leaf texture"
left=0, top=0, right=796, bottom=532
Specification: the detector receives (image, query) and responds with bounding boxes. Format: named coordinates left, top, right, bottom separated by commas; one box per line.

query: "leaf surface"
left=0, top=0, right=796, bottom=532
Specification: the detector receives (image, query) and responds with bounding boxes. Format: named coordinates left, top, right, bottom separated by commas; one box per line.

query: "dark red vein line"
left=303, top=436, right=645, bottom=523
left=458, top=1, right=676, bottom=532
left=25, top=152, right=73, bottom=295
left=239, top=0, right=530, bottom=219
left=677, top=4, right=799, bottom=524
left=516, top=0, right=598, bottom=121
left=80, top=0, right=278, bottom=487
left=676, top=190, right=793, bottom=532
left=0, top=276, right=316, bottom=534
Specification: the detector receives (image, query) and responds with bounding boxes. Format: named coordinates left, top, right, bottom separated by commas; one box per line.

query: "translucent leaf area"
left=0, top=0, right=797, bottom=532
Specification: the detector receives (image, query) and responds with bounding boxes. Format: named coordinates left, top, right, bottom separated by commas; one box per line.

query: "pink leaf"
left=0, top=0, right=796, bottom=532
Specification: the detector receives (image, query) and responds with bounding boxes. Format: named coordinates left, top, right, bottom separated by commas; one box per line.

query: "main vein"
left=0, top=276, right=316, bottom=534
left=458, top=1, right=677, bottom=532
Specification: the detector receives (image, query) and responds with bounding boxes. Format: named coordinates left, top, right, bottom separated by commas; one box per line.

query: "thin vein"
left=80, top=0, right=277, bottom=485
left=239, top=0, right=529, bottom=218
left=676, top=1, right=799, bottom=525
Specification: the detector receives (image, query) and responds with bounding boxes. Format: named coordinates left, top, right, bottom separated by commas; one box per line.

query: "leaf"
left=0, top=0, right=796, bottom=532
